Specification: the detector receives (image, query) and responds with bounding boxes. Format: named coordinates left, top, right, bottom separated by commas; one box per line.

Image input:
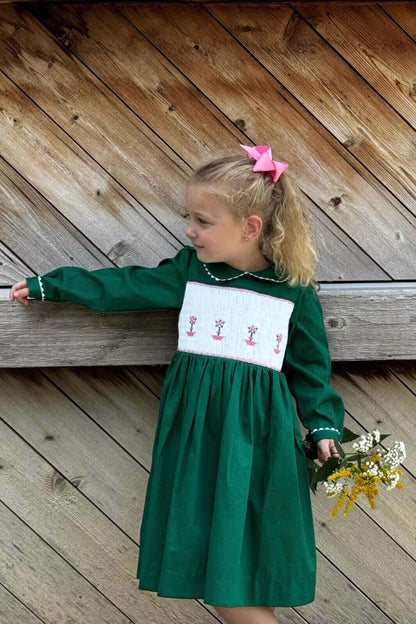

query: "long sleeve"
left=26, top=246, right=193, bottom=312
left=282, top=283, right=345, bottom=443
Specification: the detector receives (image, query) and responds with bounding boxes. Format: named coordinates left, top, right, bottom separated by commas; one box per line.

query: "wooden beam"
left=1, top=283, right=416, bottom=366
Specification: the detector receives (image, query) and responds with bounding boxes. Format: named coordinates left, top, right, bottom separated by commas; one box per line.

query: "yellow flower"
left=331, top=488, right=349, bottom=518
left=327, top=468, right=352, bottom=481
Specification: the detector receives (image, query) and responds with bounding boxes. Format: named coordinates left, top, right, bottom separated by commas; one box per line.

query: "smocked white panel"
left=177, top=281, right=295, bottom=371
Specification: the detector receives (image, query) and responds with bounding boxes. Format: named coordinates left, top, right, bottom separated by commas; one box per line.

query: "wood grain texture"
left=1, top=284, right=416, bottom=365
left=0, top=586, right=43, bottom=624
left=0, top=505, right=131, bottom=624
left=384, top=1, right=416, bottom=38
left=0, top=4, right=191, bottom=244
left=24, top=1, right=388, bottom=282
left=297, top=4, right=416, bottom=127
left=0, top=416, right=216, bottom=624
left=0, top=71, right=182, bottom=266
left=125, top=4, right=416, bottom=278
left=0, top=156, right=128, bottom=279
left=211, top=4, right=416, bottom=206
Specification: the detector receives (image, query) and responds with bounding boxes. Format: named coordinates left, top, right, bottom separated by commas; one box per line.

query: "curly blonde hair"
left=188, top=154, right=320, bottom=291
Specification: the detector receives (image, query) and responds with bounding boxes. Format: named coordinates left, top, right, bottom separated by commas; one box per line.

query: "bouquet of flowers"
left=303, top=427, right=406, bottom=518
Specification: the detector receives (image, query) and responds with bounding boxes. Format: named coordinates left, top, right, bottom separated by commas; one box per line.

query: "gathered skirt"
left=136, top=351, right=316, bottom=607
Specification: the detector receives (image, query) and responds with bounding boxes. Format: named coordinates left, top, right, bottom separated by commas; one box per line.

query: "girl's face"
left=185, top=184, right=247, bottom=266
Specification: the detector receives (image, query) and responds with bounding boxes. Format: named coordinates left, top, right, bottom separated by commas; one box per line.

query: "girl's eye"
left=198, top=218, right=208, bottom=224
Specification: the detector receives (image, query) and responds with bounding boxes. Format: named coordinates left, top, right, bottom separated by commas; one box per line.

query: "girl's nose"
left=186, top=223, right=194, bottom=239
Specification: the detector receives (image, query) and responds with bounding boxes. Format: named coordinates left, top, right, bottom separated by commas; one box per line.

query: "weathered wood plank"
left=1, top=297, right=179, bottom=366
left=125, top=4, right=416, bottom=278
left=1, top=283, right=416, bottom=365
left=1, top=2, right=386, bottom=286
left=331, top=360, right=416, bottom=475
left=384, top=2, right=416, bottom=38
left=36, top=366, right=161, bottom=497
left=0, top=156, right=144, bottom=281
left=0, top=72, right=183, bottom=266
left=389, top=359, right=416, bottom=394
left=212, top=4, right=416, bottom=206
left=0, top=367, right=152, bottom=536
left=296, top=4, right=416, bottom=127
left=23, top=2, right=388, bottom=282
left=0, top=140, right=383, bottom=289
left=0, top=240, right=32, bottom=286
left=0, top=504, right=132, bottom=624
left=0, top=8, right=190, bottom=246
left=27, top=2, right=242, bottom=170
left=0, top=586, right=44, bottom=624
left=0, top=417, right=218, bottom=624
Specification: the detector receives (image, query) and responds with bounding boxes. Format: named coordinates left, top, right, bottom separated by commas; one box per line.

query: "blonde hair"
left=188, top=154, right=320, bottom=291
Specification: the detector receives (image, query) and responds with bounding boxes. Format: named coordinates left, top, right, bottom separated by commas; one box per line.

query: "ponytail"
left=262, top=173, right=319, bottom=291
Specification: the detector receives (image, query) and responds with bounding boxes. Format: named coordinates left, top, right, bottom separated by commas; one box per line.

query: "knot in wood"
left=234, top=119, right=247, bottom=132
left=330, top=196, right=342, bottom=208
left=51, top=470, right=66, bottom=493
left=108, top=239, right=129, bottom=262
left=327, top=317, right=345, bottom=329
left=70, top=476, right=84, bottom=488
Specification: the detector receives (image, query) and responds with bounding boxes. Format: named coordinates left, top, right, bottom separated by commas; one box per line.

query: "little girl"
left=11, top=144, right=344, bottom=624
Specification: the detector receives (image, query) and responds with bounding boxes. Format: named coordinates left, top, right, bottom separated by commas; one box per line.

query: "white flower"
left=383, top=471, right=401, bottom=490
left=352, top=432, right=373, bottom=453
left=372, top=429, right=381, bottom=443
left=352, top=430, right=382, bottom=453
left=323, top=479, right=347, bottom=497
left=362, top=464, right=379, bottom=477
left=379, top=441, right=406, bottom=470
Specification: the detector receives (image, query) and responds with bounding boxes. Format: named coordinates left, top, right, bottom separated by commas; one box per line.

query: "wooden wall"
left=0, top=3, right=415, bottom=624
left=1, top=1, right=416, bottom=364
left=1, top=1, right=415, bottom=285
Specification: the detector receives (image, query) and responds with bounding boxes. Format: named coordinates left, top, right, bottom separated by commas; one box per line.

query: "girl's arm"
left=282, top=283, right=345, bottom=445
left=10, top=246, right=193, bottom=312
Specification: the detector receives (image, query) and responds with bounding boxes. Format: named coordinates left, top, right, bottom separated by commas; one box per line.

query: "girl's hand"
left=316, top=438, right=340, bottom=464
left=10, top=280, right=30, bottom=306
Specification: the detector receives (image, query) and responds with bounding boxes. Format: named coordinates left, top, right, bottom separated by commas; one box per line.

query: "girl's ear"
left=243, top=215, right=263, bottom=240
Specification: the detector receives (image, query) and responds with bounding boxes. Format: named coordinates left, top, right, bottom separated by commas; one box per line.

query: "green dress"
left=26, top=245, right=345, bottom=608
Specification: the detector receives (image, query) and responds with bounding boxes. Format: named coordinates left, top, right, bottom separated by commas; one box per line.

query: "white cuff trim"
left=310, top=427, right=340, bottom=435
left=38, top=276, right=45, bottom=301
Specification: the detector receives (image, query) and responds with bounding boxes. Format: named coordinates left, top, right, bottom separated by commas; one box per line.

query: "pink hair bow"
left=240, top=144, right=289, bottom=182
